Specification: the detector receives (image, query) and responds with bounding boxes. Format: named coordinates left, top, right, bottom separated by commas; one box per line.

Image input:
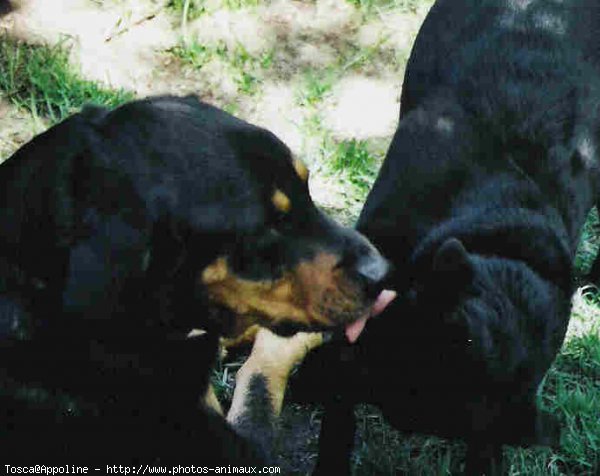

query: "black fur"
left=0, top=95, right=389, bottom=464
left=0, top=0, right=13, bottom=16
left=231, top=375, right=275, bottom=459
left=296, top=0, right=600, bottom=473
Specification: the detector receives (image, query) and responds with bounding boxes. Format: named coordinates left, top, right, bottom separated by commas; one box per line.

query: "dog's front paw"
left=227, top=328, right=323, bottom=425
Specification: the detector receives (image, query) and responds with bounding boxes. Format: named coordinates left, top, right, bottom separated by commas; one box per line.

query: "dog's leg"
left=313, top=399, right=355, bottom=476
left=464, top=442, right=504, bottom=476
left=187, top=329, right=225, bottom=416
left=226, top=328, right=323, bottom=458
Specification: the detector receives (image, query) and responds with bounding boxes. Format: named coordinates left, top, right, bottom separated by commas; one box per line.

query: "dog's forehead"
left=125, top=96, right=312, bottom=222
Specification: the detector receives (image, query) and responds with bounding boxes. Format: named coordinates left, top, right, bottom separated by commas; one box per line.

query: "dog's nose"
left=354, top=250, right=392, bottom=299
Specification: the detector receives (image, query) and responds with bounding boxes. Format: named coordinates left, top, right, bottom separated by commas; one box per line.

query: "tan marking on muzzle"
left=201, top=253, right=366, bottom=334
left=272, top=189, right=291, bottom=213
left=201, top=258, right=229, bottom=284
left=293, top=159, right=309, bottom=182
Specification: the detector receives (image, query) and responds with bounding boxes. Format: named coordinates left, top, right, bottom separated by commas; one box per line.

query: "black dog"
left=0, top=95, right=391, bottom=465
left=296, top=0, right=600, bottom=473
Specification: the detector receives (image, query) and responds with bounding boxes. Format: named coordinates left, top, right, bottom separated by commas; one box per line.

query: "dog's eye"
left=257, top=228, right=283, bottom=247
left=255, top=230, right=286, bottom=263
left=272, top=208, right=288, bottom=226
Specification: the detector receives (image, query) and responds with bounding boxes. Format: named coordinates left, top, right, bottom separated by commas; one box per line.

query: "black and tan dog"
left=296, top=0, right=600, bottom=473
left=0, top=95, right=393, bottom=465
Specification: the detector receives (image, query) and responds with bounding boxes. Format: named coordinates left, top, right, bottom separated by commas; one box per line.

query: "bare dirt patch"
left=0, top=98, right=41, bottom=161
left=322, top=74, right=400, bottom=141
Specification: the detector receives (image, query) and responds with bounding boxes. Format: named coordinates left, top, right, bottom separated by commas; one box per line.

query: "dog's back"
left=361, top=0, right=600, bottom=259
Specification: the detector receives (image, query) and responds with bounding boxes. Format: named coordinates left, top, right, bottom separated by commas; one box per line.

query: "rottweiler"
left=295, top=0, right=600, bottom=473
left=0, top=95, right=393, bottom=465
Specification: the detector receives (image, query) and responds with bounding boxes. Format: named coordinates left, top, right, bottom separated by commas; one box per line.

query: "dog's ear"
left=432, top=237, right=474, bottom=290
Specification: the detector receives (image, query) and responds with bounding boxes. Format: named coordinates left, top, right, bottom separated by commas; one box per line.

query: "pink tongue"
left=345, top=289, right=397, bottom=343
left=345, top=315, right=368, bottom=344
left=371, top=290, right=397, bottom=317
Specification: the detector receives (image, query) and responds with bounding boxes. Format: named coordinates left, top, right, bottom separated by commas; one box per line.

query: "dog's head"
left=115, top=97, right=394, bottom=339
left=200, top=198, right=391, bottom=339
left=194, top=114, right=393, bottom=339
left=401, top=237, right=570, bottom=377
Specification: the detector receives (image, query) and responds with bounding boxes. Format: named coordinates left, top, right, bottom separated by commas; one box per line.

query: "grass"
left=352, top=408, right=463, bottom=474
left=168, top=0, right=261, bottom=21
left=0, top=36, right=133, bottom=123
left=169, top=40, right=224, bottom=69
left=168, top=0, right=207, bottom=22
left=534, top=330, right=600, bottom=474
left=329, top=139, right=379, bottom=193
left=298, top=70, right=338, bottom=107
left=575, top=209, right=600, bottom=274
left=347, top=0, right=428, bottom=14
left=222, top=0, right=261, bottom=9
left=169, top=39, right=273, bottom=96
left=296, top=36, right=395, bottom=107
